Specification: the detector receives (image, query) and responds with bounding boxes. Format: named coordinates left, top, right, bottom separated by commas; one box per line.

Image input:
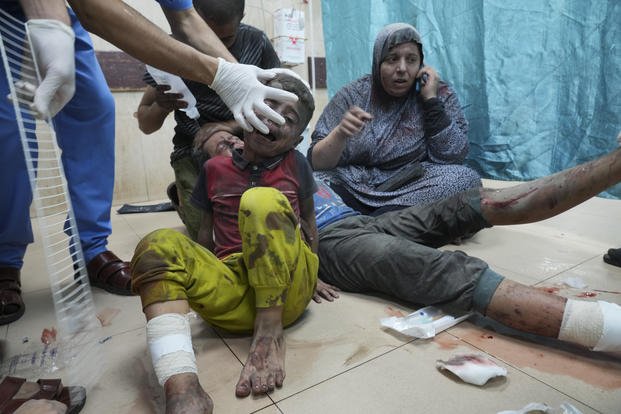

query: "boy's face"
left=242, top=95, right=304, bottom=160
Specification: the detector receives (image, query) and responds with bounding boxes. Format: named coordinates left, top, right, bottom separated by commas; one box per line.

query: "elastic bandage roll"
left=147, top=313, right=197, bottom=386
left=558, top=300, right=621, bottom=352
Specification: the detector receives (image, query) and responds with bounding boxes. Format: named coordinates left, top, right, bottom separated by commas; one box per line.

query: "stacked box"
left=272, top=8, right=305, bottom=66
left=273, top=36, right=305, bottom=66
left=273, top=8, right=305, bottom=38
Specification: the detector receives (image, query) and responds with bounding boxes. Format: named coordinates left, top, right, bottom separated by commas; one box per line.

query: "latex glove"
left=26, top=19, right=75, bottom=118
left=210, top=58, right=300, bottom=134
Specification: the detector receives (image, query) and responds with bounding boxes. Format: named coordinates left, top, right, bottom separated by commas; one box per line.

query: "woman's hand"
left=313, top=279, right=341, bottom=303
left=335, top=106, right=373, bottom=140
left=417, top=66, right=440, bottom=101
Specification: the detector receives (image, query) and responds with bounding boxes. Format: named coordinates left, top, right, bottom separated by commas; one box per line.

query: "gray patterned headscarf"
left=371, top=23, right=424, bottom=102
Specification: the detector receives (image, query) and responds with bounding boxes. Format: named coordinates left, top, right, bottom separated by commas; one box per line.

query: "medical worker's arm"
left=66, top=0, right=299, bottom=133
left=19, top=0, right=75, bottom=118
left=161, top=6, right=235, bottom=62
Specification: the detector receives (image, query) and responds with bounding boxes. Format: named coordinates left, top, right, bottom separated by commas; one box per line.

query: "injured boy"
left=131, top=74, right=319, bottom=413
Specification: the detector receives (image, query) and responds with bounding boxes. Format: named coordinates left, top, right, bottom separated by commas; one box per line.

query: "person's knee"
left=455, top=165, right=482, bottom=188
left=131, top=229, right=187, bottom=288
left=471, top=268, right=505, bottom=313
left=239, top=187, right=285, bottom=211
left=136, top=229, right=184, bottom=254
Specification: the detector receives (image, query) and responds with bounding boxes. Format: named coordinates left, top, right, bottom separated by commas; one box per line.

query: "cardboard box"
left=273, top=8, right=305, bottom=38
left=273, top=36, right=305, bottom=66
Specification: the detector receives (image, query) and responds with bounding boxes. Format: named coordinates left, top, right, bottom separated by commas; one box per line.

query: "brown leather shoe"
left=0, top=267, right=25, bottom=325
left=86, top=251, right=133, bottom=296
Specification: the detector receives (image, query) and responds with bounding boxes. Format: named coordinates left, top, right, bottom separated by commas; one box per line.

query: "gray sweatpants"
left=317, top=188, right=501, bottom=313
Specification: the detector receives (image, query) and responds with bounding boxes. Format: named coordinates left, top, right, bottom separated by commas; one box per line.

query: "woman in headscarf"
left=309, top=23, right=481, bottom=215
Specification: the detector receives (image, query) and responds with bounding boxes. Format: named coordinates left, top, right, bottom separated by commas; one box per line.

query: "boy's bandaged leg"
left=147, top=313, right=197, bottom=386
left=558, top=300, right=621, bottom=352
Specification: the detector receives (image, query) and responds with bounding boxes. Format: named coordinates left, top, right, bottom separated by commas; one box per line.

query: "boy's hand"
left=313, top=279, right=340, bottom=303
left=209, top=58, right=299, bottom=134
left=153, top=85, right=187, bottom=112
left=26, top=19, right=75, bottom=118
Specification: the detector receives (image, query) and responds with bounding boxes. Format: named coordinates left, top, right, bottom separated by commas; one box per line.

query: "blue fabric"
left=313, top=179, right=359, bottom=230
left=321, top=0, right=621, bottom=198
left=0, top=9, right=115, bottom=267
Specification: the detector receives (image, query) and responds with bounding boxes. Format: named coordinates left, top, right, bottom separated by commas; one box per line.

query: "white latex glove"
left=210, top=58, right=300, bottom=134
left=26, top=19, right=75, bottom=118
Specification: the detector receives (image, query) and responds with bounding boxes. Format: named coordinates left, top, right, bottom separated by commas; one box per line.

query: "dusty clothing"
left=192, top=150, right=316, bottom=259
left=131, top=188, right=318, bottom=332
left=170, top=149, right=201, bottom=240
left=315, top=182, right=501, bottom=312
left=309, top=23, right=480, bottom=211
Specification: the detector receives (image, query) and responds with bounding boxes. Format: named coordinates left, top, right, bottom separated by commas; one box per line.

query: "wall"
left=89, top=0, right=327, bottom=205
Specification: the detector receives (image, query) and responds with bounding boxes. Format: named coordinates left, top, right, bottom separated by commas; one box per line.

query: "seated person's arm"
left=161, top=6, right=236, bottom=62
left=136, top=85, right=186, bottom=134
left=298, top=194, right=340, bottom=303
left=197, top=210, right=215, bottom=251
left=299, top=195, right=318, bottom=254
left=418, top=67, right=469, bottom=163
left=310, top=104, right=372, bottom=170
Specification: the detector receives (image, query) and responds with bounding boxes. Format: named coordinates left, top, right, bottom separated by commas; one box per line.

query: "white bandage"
left=558, top=300, right=621, bottom=352
left=558, top=300, right=603, bottom=348
left=593, top=301, right=621, bottom=352
left=147, top=313, right=197, bottom=386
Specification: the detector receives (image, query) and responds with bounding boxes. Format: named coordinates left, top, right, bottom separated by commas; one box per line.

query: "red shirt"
left=192, top=149, right=317, bottom=258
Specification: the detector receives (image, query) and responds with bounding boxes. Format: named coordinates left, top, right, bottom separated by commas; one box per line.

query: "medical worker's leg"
left=0, top=58, right=33, bottom=324
left=53, top=12, right=131, bottom=295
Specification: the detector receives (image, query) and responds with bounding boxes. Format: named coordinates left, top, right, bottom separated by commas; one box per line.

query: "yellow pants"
left=131, top=187, right=318, bottom=332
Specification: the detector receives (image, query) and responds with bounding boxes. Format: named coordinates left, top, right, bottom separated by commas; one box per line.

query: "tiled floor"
left=3, top=179, right=621, bottom=413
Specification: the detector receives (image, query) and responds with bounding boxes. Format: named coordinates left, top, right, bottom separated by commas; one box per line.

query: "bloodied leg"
left=477, top=147, right=621, bottom=351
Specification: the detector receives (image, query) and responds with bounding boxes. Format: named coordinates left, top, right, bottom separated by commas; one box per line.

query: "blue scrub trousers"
left=0, top=9, right=116, bottom=269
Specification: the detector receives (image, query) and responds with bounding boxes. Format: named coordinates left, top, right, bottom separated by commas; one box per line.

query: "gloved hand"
left=26, top=19, right=75, bottom=118
left=210, top=58, right=301, bottom=134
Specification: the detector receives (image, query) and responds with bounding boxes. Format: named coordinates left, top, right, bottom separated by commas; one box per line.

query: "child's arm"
left=299, top=195, right=318, bottom=254
left=197, top=210, right=215, bottom=252
left=301, top=196, right=341, bottom=303
left=135, top=85, right=184, bottom=135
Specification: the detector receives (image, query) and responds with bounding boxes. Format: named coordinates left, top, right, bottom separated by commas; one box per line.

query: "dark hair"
left=269, top=74, right=315, bottom=133
left=193, top=0, right=244, bottom=23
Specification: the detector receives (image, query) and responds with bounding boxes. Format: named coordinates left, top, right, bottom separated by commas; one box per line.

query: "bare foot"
left=164, top=373, right=213, bottom=414
left=235, top=306, right=286, bottom=397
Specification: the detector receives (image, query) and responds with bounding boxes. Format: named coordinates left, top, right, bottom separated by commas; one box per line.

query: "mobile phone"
left=415, top=72, right=429, bottom=95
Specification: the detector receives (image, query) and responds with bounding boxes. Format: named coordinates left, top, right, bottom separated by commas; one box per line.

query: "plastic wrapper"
left=380, top=306, right=471, bottom=338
